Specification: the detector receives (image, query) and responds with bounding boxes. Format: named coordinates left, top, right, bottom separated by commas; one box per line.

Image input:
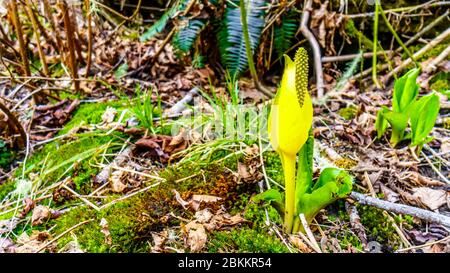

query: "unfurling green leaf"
left=392, top=68, right=420, bottom=113
left=383, top=110, right=409, bottom=147
left=410, top=93, right=440, bottom=148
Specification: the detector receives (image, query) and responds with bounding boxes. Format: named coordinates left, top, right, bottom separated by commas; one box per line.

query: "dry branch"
left=350, top=192, right=450, bottom=228
left=299, top=0, right=325, bottom=98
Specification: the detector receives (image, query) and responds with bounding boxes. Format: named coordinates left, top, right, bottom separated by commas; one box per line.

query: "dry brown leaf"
left=412, top=187, right=448, bottom=211
left=195, top=209, right=213, bottom=224
left=190, top=195, right=222, bottom=211
left=15, top=231, right=53, bottom=253
left=101, top=106, right=117, bottom=124
left=0, top=237, right=16, bottom=253
left=31, top=205, right=52, bottom=226
left=173, top=189, right=190, bottom=209
left=110, top=170, right=126, bottom=193
left=184, top=222, right=207, bottom=252
left=289, top=235, right=312, bottom=253
left=100, top=218, right=112, bottom=245
left=151, top=231, right=168, bottom=253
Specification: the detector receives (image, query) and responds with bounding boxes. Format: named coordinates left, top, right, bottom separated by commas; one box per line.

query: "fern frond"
left=274, top=10, right=298, bottom=59
left=333, top=51, right=362, bottom=92
left=172, top=19, right=206, bottom=53
left=217, top=0, right=267, bottom=76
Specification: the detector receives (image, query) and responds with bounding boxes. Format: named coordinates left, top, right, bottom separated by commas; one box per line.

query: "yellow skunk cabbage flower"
left=268, top=48, right=313, bottom=233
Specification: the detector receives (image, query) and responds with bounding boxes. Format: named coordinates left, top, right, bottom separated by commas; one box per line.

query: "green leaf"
left=410, top=93, right=440, bottom=147
left=383, top=110, right=409, bottom=147
left=295, top=129, right=314, bottom=201
left=140, top=0, right=191, bottom=42
left=392, top=68, right=420, bottom=113
left=114, top=63, right=128, bottom=80
left=375, top=107, right=389, bottom=139
left=252, top=188, right=283, bottom=204
left=297, top=168, right=353, bottom=224
left=172, top=19, right=206, bottom=53
left=217, top=0, right=267, bottom=76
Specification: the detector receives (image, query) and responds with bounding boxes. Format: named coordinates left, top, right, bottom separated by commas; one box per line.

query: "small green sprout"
left=375, top=68, right=440, bottom=151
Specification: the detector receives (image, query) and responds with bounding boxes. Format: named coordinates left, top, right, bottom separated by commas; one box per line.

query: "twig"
left=384, top=27, right=450, bottom=83
left=400, top=10, right=449, bottom=49
left=34, top=219, right=94, bottom=253
left=0, top=99, right=27, bottom=147
left=299, top=213, right=322, bottom=253
left=164, top=87, right=199, bottom=116
left=350, top=192, right=450, bottom=227
left=60, top=0, right=80, bottom=92
left=299, top=0, right=325, bottom=98
left=397, top=235, right=450, bottom=253
left=425, top=44, right=450, bottom=73
left=62, top=184, right=100, bottom=211
left=99, top=182, right=161, bottom=210
left=322, top=51, right=393, bottom=63
left=345, top=201, right=368, bottom=251
left=420, top=150, right=450, bottom=184
left=84, top=0, right=93, bottom=77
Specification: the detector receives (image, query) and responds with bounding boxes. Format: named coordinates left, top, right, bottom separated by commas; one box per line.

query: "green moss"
left=429, top=72, right=450, bottom=98
left=338, top=105, right=357, bottom=120
left=345, top=19, right=374, bottom=50
left=0, top=181, right=15, bottom=201
left=403, top=39, right=450, bottom=61
left=357, top=205, right=401, bottom=251
left=263, top=151, right=284, bottom=185
left=208, top=228, right=289, bottom=253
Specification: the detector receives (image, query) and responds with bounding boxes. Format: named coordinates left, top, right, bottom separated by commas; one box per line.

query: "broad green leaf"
left=297, top=168, right=353, bottom=224
left=410, top=93, right=440, bottom=147
left=383, top=110, right=409, bottom=146
left=393, top=68, right=419, bottom=113
left=252, top=188, right=283, bottom=204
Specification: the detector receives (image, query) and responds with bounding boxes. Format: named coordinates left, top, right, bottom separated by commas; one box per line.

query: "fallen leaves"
left=31, top=205, right=61, bottom=226
left=182, top=209, right=246, bottom=252
left=134, top=134, right=188, bottom=163
left=412, top=187, right=449, bottom=211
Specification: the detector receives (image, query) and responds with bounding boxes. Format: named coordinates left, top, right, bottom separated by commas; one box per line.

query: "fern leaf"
left=172, top=19, right=206, bottom=53
left=218, top=0, right=267, bottom=76
left=274, top=10, right=298, bottom=59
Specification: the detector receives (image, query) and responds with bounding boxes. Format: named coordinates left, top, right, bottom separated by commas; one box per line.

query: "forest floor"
left=0, top=2, right=449, bottom=253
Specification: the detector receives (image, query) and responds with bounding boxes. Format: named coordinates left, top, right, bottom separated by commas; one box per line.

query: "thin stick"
left=425, top=45, right=450, bottom=73
left=34, top=219, right=94, bottom=253
left=0, top=99, right=27, bottom=147
left=84, top=0, right=92, bottom=78
left=372, top=2, right=382, bottom=88
left=350, top=192, right=450, bottom=227
left=397, top=235, right=450, bottom=253
left=24, top=0, right=49, bottom=76
left=299, top=0, right=325, bottom=98
left=99, top=182, right=161, bottom=210
left=60, top=0, right=80, bottom=92
left=384, top=27, right=450, bottom=83
left=62, top=185, right=100, bottom=211
left=299, top=213, right=322, bottom=253
left=420, top=150, right=450, bottom=184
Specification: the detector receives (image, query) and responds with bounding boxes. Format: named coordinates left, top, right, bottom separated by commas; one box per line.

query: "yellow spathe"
left=268, top=47, right=313, bottom=233
left=268, top=50, right=313, bottom=157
